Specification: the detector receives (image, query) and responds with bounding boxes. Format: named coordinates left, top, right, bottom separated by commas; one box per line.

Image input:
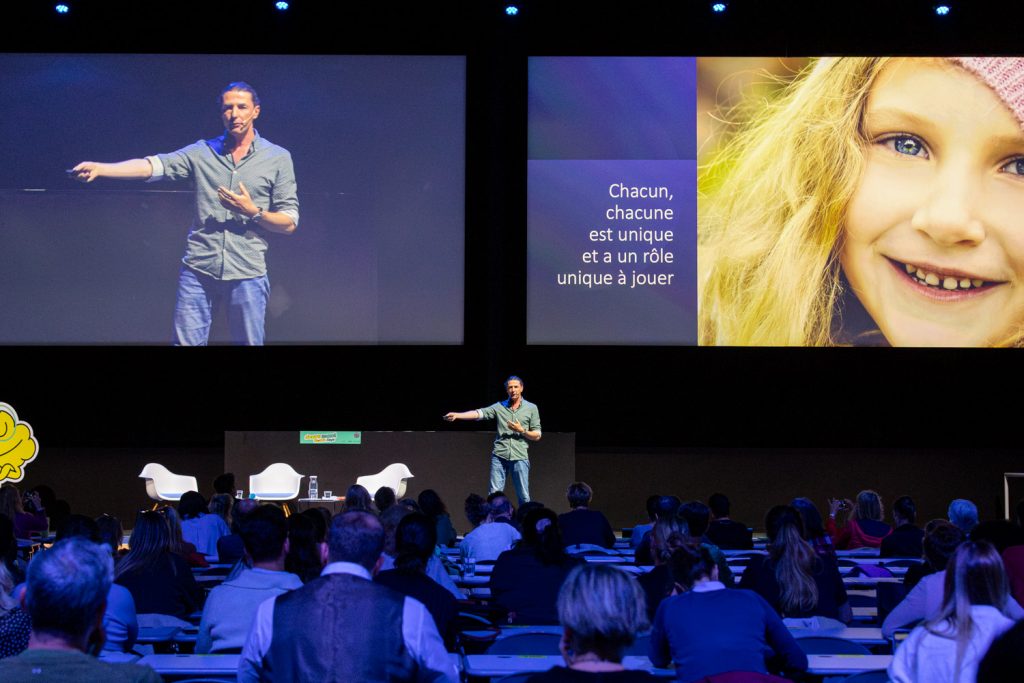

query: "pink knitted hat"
left=949, top=57, right=1024, bottom=129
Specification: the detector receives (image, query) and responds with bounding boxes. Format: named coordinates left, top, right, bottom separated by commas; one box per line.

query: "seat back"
left=486, top=632, right=562, bottom=655
left=841, top=671, right=890, bottom=683
left=249, top=463, right=304, bottom=500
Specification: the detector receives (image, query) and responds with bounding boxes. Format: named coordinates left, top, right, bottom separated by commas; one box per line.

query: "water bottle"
left=308, top=475, right=318, bottom=500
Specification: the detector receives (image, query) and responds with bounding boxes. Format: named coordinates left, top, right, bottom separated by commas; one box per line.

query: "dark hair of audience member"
left=161, top=505, right=192, bottom=557
left=328, top=511, right=385, bottom=570
left=343, top=484, right=373, bottom=513
left=417, top=489, right=448, bottom=521
left=977, top=619, right=1024, bottom=683
left=679, top=501, right=712, bottom=538
left=55, top=514, right=101, bottom=543
left=521, top=508, right=567, bottom=566
left=285, top=513, right=323, bottom=583
left=209, top=493, right=233, bottom=527
left=375, top=486, right=397, bottom=514
left=464, top=494, right=487, bottom=527
left=381, top=503, right=415, bottom=557
left=212, top=472, right=236, bottom=495
left=300, top=507, right=329, bottom=543
left=566, top=482, right=593, bottom=509
left=708, top=493, right=730, bottom=519
left=95, top=514, right=124, bottom=558
left=654, top=495, right=682, bottom=520
left=791, top=497, right=829, bottom=540
left=645, top=495, right=662, bottom=522
left=488, top=495, right=514, bottom=521
left=765, top=505, right=819, bottom=615
left=178, top=491, right=208, bottom=520
left=0, top=485, right=27, bottom=520
left=651, top=518, right=689, bottom=566
left=516, top=501, right=544, bottom=528
left=230, top=498, right=259, bottom=534
left=29, top=485, right=57, bottom=512
left=892, top=495, right=917, bottom=525
left=558, top=564, right=650, bottom=664
left=240, top=505, right=288, bottom=563
left=852, top=490, right=884, bottom=522
left=923, top=521, right=965, bottom=572
left=668, top=542, right=717, bottom=591
left=393, top=512, right=437, bottom=574
left=399, top=497, right=422, bottom=512
left=116, top=510, right=171, bottom=578
left=0, top=514, right=20, bottom=580
left=970, top=520, right=1024, bottom=555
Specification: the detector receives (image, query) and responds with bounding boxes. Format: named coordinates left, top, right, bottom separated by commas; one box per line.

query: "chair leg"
left=282, top=503, right=291, bottom=517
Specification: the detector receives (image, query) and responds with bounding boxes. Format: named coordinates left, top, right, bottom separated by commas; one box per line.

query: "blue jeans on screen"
left=490, top=454, right=530, bottom=505
left=172, top=267, right=269, bottom=346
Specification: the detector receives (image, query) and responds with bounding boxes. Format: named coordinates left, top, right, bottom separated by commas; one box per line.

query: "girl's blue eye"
left=889, top=135, right=926, bottom=157
left=1000, top=158, right=1024, bottom=176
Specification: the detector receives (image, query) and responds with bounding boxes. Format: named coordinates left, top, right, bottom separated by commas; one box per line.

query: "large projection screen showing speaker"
left=528, top=56, right=1024, bottom=348
left=0, top=54, right=465, bottom=345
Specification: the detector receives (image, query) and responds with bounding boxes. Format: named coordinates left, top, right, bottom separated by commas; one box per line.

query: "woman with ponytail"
left=740, top=505, right=851, bottom=623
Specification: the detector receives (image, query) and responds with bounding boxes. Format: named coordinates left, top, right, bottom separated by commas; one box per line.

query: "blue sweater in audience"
left=650, top=582, right=807, bottom=683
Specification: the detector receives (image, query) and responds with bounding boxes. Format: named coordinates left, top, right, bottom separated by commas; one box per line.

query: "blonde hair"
left=699, top=57, right=891, bottom=346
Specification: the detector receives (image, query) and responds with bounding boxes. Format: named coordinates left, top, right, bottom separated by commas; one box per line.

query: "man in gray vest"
left=444, top=375, right=542, bottom=505
left=239, top=510, right=457, bottom=682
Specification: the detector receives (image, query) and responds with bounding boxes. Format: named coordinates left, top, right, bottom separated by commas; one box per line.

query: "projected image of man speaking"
left=69, top=81, right=299, bottom=346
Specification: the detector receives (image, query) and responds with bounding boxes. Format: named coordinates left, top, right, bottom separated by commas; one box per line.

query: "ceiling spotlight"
left=55, top=3, right=70, bottom=13
left=505, top=5, right=519, bottom=16
left=712, top=2, right=727, bottom=12
left=275, top=1, right=289, bottom=9
left=934, top=4, right=951, bottom=15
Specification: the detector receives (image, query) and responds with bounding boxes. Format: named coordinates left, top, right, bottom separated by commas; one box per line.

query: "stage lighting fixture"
left=55, top=3, right=70, bottom=13
left=934, top=4, right=950, bottom=15
left=505, top=5, right=519, bottom=15
left=275, top=1, right=289, bottom=9
left=711, top=2, right=727, bottom=12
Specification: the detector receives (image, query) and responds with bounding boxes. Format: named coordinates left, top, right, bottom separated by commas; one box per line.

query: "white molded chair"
left=356, top=463, right=414, bottom=498
left=249, top=463, right=304, bottom=503
left=139, top=463, right=198, bottom=502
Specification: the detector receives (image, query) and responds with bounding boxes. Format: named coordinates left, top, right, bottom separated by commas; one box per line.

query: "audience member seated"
left=196, top=505, right=301, bottom=654
left=526, top=564, right=657, bottom=682
left=0, top=558, right=30, bottom=660
left=0, top=484, right=47, bottom=540
left=375, top=512, right=458, bottom=651
left=791, top=497, right=836, bottom=560
left=95, top=514, right=125, bottom=560
left=739, top=506, right=851, bottom=624
left=240, top=511, right=458, bottom=682
left=977, top=618, right=1024, bottom=683
left=343, top=484, right=374, bottom=512
left=487, top=492, right=519, bottom=529
left=948, top=498, right=980, bottom=537
left=218, top=498, right=259, bottom=565
left=650, top=543, right=807, bottom=683
left=0, top=537, right=161, bottom=682
left=419, top=489, right=458, bottom=548
left=491, top=508, right=583, bottom=624
left=638, top=524, right=689, bottom=621
left=209, top=493, right=234, bottom=528
left=379, top=504, right=462, bottom=600
left=635, top=495, right=682, bottom=565
left=880, top=495, right=925, bottom=558
left=679, top=501, right=734, bottom=586
left=882, top=522, right=1024, bottom=636
left=1003, top=543, right=1024, bottom=607
left=826, top=489, right=892, bottom=550
left=213, top=472, right=237, bottom=497
left=461, top=496, right=522, bottom=562
left=285, top=512, right=327, bottom=583
left=631, top=495, right=661, bottom=549
left=517, top=501, right=545, bottom=531
left=375, top=486, right=397, bottom=514
left=0, top=514, right=26, bottom=584
left=163, top=504, right=208, bottom=567
left=902, top=519, right=959, bottom=592
left=464, top=493, right=488, bottom=530
left=52, top=515, right=138, bottom=653
left=115, top=510, right=201, bottom=620
left=890, top=541, right=1016, bottom=683
left=559, top=482, right=616, bottom=550
left=970, top=519, right=1024, bottom=554
left=705, top=493, right=754, bottom=550
left=178, top=491, right=230, bottom=557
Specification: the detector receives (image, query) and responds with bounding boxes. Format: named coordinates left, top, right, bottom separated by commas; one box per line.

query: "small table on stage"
left=295, top=497, right=346, bottom=513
